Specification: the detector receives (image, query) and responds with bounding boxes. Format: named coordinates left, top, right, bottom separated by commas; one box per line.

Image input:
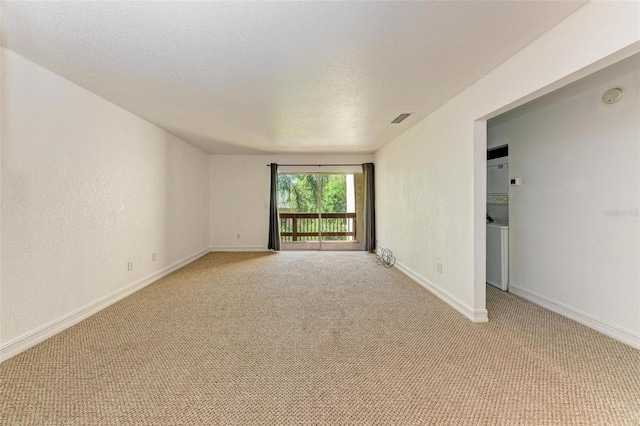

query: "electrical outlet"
left=127, top=260, right=134, bottom=271
left=236, top=234, right=241, bottom=239
left=152, top=252, right=157, bottom=262
left=437, top=263, right=443, bottom=274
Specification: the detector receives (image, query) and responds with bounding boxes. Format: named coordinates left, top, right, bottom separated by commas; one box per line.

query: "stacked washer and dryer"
left=486, top=148, right=509, bottom=291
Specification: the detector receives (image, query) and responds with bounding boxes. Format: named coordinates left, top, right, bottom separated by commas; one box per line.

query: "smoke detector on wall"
left=602, top=88, right=623, bottom=104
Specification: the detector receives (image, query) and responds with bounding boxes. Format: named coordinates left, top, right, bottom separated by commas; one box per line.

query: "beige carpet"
left=1, top=252, right=639, bottom=425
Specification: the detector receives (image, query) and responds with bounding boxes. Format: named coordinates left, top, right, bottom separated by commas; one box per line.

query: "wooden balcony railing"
left=279, top=212, right=356, bottom=242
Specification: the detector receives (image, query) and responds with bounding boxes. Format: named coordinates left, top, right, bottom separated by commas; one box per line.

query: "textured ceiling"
left=1, top=1, right=585, bottom=154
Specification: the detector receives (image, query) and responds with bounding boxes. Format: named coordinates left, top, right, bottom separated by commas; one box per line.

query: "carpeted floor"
left=1, top=251, right=639, bottom=425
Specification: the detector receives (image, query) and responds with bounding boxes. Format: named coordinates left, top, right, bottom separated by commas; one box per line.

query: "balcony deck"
left=279, top=212, right=359, bottom=251
left=281, top=241, right=362, bottom=251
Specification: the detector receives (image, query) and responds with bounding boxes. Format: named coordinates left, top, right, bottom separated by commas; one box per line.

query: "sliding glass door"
left=278, top=173, right=321, bottom=250
left=277, top=173, right=361, bottom=250
left=319, top=174, right=357, bottom=250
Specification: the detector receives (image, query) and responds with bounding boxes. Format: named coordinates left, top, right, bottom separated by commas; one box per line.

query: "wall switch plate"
left=437, top=263, right=443, bottom=273
left=127, top=260, right=134, bottom=271
left=152, top=252, right=157, bottom=261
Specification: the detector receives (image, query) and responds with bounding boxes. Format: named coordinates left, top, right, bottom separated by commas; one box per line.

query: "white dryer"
left=487, top=222, right=509, bottom=291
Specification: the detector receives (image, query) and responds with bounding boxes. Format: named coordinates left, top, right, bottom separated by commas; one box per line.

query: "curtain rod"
left=266, top=163, right=366, bottom=167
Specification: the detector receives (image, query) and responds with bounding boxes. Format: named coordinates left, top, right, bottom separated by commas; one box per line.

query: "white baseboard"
left=209, top=246, right=270, bottom=252
left=0, top=247, right=211, bottom=363
left=509, top=284, right=640, bottom=350
left=394, top=261, right=489, bottom=323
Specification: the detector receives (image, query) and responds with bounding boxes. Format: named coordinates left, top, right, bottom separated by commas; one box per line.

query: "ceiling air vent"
left=391, top=113, right=412, bottom=124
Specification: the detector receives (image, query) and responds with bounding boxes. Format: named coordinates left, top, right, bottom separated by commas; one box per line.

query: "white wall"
left=210, top=154, right=373, bottom=250
left=489, top=54, right=639, bottom=345
left=0, top=24, right=3, bottom=349
left=375, top=1, right=639, bottom=326
left=1, top=48, right=211, bottom=360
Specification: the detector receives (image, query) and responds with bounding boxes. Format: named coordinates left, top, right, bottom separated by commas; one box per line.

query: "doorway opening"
left=277, top=173, right=363, bottom=250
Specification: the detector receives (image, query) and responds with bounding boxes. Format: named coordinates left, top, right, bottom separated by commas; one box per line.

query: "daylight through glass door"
left=277, top=173, right=362, bottom=251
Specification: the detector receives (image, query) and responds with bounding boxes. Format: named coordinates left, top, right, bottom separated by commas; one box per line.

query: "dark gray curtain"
left=268, top=163, right=281, bottom=251
left=362, top=163, right=376, bottom=252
